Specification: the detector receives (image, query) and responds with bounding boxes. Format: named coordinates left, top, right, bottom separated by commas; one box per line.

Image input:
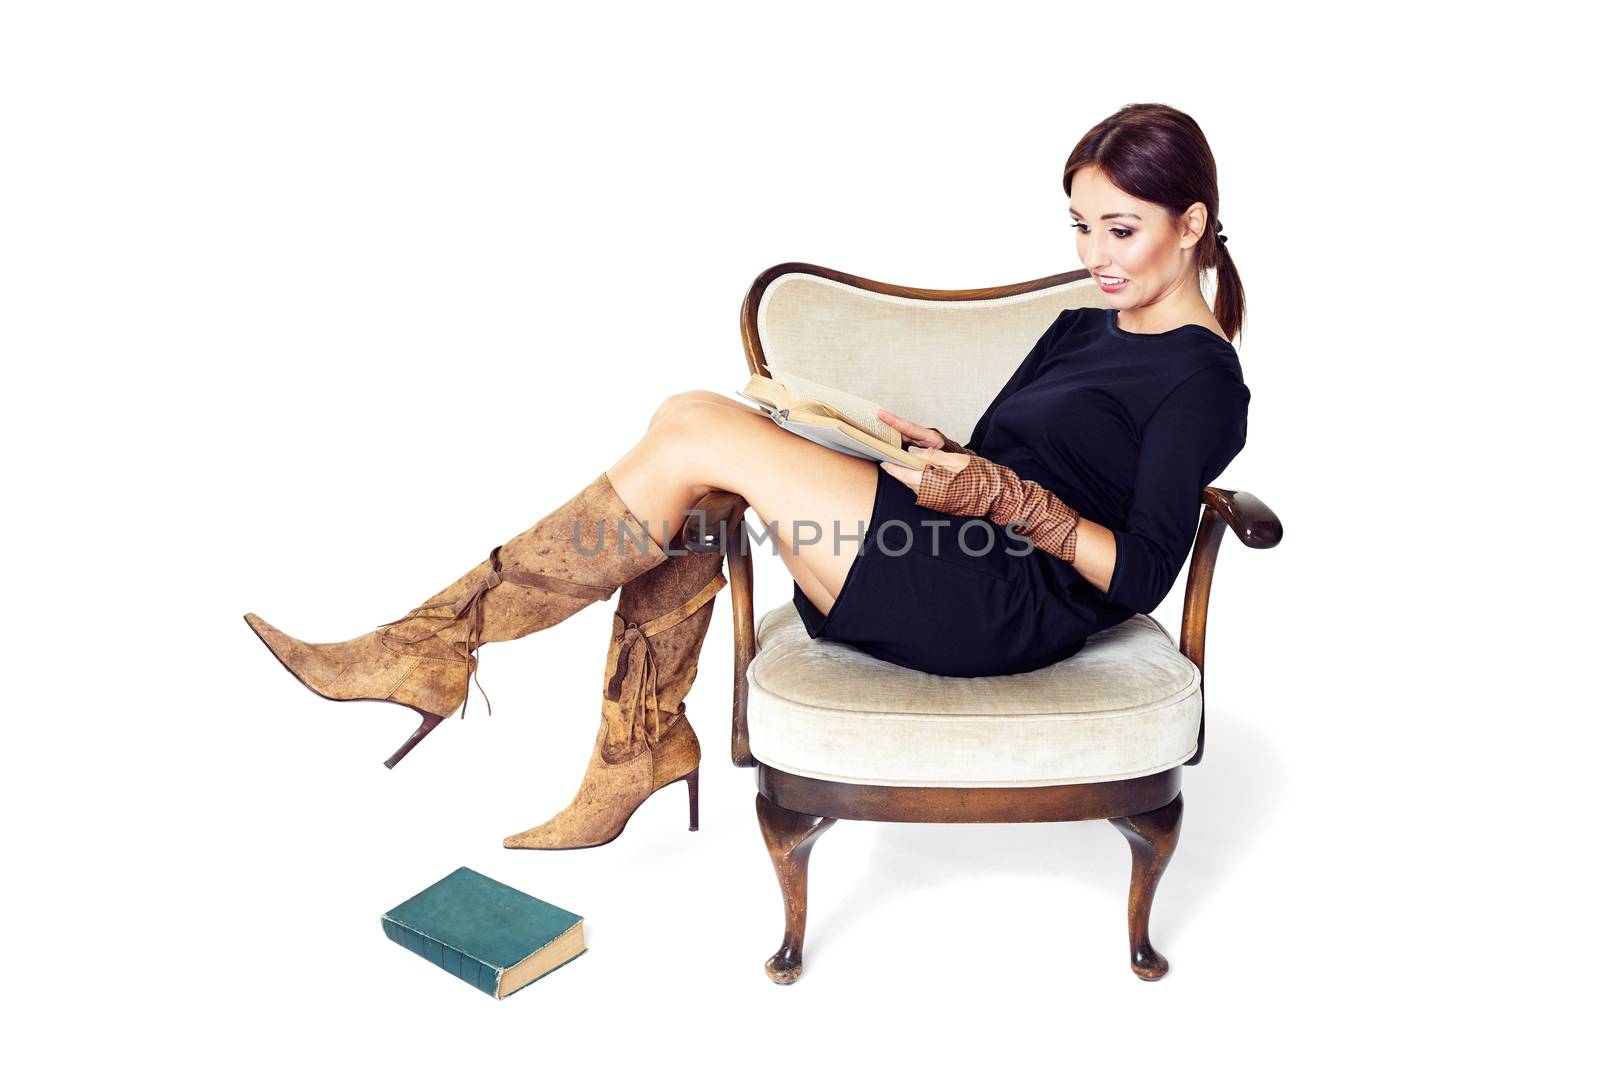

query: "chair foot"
left=756, top=791, right=835, bottom=985
left=1109, top=792, right=1183, bottom=981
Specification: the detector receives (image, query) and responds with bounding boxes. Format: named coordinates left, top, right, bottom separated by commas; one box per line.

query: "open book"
left=735, top=369, right=930, bottom=470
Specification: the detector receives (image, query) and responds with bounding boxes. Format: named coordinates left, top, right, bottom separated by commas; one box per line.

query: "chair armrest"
left=1180, top=486, right=1283, bottom=767
left=682, top=490, right=760, bottom=767
left=1200, top=487, right=1283, bottom=550
left=683, top=489, right=748, bottom=553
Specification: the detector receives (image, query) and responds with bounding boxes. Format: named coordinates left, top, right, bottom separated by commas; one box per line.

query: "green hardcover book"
left=381, top=867, right=587, bottom=999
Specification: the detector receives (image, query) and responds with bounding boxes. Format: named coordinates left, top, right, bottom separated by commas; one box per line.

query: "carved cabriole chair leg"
left=1109, top=791, right=1184, bottom=980
left=755, top=791, right=836, bottom=984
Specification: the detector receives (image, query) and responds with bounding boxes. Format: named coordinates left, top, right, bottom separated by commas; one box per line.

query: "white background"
left=3, top=1, right=1590, bottom=1061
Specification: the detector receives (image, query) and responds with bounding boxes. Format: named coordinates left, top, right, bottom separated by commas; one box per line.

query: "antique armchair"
left=684, top=262, right=1283, bottom=984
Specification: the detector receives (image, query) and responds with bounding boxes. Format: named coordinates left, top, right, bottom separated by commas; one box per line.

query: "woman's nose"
left=1082, top=235, right=1107, bottom=269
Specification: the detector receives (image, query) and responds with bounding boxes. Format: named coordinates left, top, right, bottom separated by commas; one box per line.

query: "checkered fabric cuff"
left=913, top=453, right=1080, bottom=563
left=926, top=426, right=974, bottom=455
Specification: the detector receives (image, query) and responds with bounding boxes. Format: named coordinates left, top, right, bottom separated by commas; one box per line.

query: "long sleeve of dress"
left=914, top=362, right=1249, bottom=612
left=913, top=452, right=1080, bottom=562
left=1103, top=365, right=1249, bottom=615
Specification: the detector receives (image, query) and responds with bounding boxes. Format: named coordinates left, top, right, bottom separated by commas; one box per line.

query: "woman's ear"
left=1180, top=201, right=1207, bottom=248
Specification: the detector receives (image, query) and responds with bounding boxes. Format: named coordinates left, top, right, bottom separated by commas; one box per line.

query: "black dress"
left=792, top=306, right=1251, bottom=677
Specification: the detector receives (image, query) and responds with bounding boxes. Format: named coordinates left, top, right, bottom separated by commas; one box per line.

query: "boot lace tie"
left=377, top=545, right=615, bottom=719
left=604, top=571, right=728, bottom=746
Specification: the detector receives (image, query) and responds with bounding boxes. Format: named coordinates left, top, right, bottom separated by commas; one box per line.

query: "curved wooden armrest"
left=683, top=489, right=749, bottom=553
left=681, top=490, right=760, bottom=767
left=1200, top=487, right=1283, bottom=550
left=1180, top=486, right=1283, bottom=768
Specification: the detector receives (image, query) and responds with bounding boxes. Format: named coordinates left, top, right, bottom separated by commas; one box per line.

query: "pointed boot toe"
left=243, top=612, right=298, bottom=668
left=243, top=614, right=363, bottom=697
left=243, top=611, right=474, bottom=768
left=503, top=723, right=659, bottom=850
left=503, top=716, right=703, bottom=851
left=243, top=613, right=446, bottom=706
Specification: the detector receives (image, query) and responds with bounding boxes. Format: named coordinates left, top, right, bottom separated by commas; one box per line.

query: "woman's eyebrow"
left=1069, top=208, right=1143, bottom=220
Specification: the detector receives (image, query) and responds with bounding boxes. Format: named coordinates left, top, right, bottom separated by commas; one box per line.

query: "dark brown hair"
left=1063, top=104, right=1245, bottom=344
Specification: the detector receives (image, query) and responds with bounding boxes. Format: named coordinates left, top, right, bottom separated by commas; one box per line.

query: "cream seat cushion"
left=745, top=602, right=1202, bottom=788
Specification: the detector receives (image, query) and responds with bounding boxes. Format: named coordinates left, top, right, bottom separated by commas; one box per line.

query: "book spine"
left=382, top=917, right=501, bottom=997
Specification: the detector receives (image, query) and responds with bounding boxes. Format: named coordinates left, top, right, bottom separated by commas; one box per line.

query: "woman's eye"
left=1071, top=223, right=1133, bottom=239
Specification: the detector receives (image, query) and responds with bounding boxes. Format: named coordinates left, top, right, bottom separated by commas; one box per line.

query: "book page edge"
left=498, top=921, right=587, bottom=999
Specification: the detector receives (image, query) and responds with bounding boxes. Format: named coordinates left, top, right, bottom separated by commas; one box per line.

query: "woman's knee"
left=643, top=398, right=760, bottom=487
left=646, top=390, right=723, bottom=431
left=648, top=390, right=738, bottom=433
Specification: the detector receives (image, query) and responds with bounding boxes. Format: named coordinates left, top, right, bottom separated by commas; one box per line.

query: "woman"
left=243, top=102, right=1249, bottom=850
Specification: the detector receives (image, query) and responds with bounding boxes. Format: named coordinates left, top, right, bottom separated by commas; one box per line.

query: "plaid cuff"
left=913, top=453, right=1080, bottom=563
left=914, top=454, right=1000, bottom=515
left=926, top=426, right=974, bottom=455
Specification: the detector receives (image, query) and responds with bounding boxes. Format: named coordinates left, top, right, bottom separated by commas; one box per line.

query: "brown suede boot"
left=243, top=471, right=673, bottom=767
left=503, top=540, right=728, bottom=850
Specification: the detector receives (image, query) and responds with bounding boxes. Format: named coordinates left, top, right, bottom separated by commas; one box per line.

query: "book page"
left=735, top=375, right=788, bottom=413
left=776, top=419, right=926, bottom=468
left=768, top=368, right=899, bottom=448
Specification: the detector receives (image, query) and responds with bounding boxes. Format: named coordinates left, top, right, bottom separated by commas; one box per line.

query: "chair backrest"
left=739, top=262, right=1279, bottom=769
left=741, top=264, right=1106, bottom=447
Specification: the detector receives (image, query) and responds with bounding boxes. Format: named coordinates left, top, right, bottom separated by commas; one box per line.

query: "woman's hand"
left=875, top=408, right=946, bottom=451
left=880, top=444, right=971, bottom=494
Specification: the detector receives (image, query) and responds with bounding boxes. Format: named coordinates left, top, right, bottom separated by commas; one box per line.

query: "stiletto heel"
left=686, top=766, right=700, bottom=831
left=385, top=711, right=445, bottom=769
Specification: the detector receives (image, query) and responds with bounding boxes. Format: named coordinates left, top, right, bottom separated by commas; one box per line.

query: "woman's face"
left=1069, top=164, right=1206, bottom=308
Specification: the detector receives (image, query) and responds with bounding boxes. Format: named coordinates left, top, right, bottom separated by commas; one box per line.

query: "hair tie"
left=1215, top=219, right=1228, bottom=247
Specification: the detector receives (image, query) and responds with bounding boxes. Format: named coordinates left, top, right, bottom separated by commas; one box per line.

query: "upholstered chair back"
left=745, top=268, right=1108, bottom=446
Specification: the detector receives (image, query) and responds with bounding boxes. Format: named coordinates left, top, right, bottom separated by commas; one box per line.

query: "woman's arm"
left=911, top=451, right=1115, bottom=593
left=1099, top=366, right=1248, bottom=614
left=907, top=363, right=1248, bottom=609
left=1066, top=518, right=1116, bottom=594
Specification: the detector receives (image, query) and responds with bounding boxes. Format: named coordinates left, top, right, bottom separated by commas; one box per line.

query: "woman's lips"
left=1097, top=274, right=1128, bottom=292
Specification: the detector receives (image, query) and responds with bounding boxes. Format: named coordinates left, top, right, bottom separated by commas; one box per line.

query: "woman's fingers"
left=879, top=457, right=920, bottom=491
left=908, top=445, right=970, bottom=472
left=878, top=408, right=916, bottom=430
left=877, top=407, right=935, bottom=444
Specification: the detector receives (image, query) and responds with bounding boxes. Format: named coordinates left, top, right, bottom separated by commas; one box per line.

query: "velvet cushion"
left=745, top=602, right=1201, bottom=788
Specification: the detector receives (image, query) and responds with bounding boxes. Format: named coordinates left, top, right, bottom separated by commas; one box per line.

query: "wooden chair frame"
left=683, top=263, right=1283, bottom=983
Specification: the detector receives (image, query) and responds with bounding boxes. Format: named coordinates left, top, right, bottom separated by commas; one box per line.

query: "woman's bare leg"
left=605, top=391, right=879, bottom=614
left=617, top=390, right=835, bottom=594
left=636, top=390, right=833, bottom=593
